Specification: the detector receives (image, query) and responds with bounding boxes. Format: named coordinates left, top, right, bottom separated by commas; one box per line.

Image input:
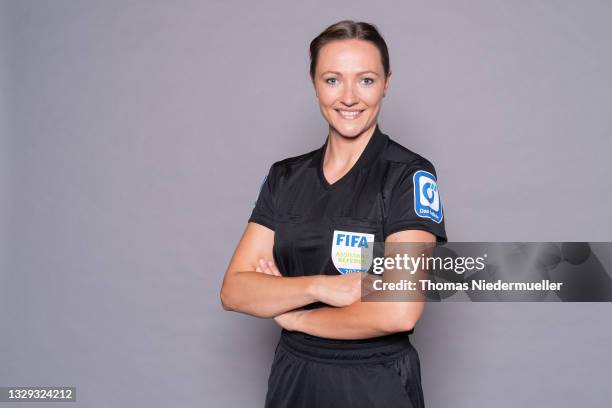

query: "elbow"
left=220, top=285, right=269, bottom=318
left=396, top=315, right=418, bottom=332
left=383, top=317, right=415, bottom=334
left=220, top=275, right=264, bottom=316
left=382, top=303, right=422, bottom=333
left=219, top=284, right=236, bottom=312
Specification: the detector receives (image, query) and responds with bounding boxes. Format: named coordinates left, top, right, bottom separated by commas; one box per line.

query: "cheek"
left=318, top=91, right=339, bottom=107
left=360, top=86, right=384, bottom=104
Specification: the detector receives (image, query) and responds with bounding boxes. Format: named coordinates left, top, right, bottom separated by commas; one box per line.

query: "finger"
left=259, top=258, right=271, bottom=274
left=273, top=314, right=286, bottom=328
left=267, top=259, right=282, bottom=276
left=255, top=262, right=272, bottom=275
left=260, top=258, right=278, bottom=277
left=366, top=273, right=379, bottom=291
left=361, top=281, right=375, bottom=298
left=360, top=274, right=376, bottom=298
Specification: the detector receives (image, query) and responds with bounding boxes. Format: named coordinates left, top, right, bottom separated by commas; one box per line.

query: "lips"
left=336, top=109, right=364, bottom=120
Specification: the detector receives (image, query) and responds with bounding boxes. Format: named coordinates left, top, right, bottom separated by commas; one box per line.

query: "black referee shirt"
left=248, top=123, right=447, bottom=284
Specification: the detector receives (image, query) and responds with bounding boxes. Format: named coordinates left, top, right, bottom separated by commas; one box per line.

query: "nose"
left=340, top=82, right=359, bottom=106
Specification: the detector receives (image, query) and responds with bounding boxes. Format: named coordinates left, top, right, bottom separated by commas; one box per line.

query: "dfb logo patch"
left=413, top=170, right=443, bottom=223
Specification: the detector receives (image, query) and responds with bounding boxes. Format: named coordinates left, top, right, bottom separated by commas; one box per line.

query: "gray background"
left=1, top=0, right=611, bottom=407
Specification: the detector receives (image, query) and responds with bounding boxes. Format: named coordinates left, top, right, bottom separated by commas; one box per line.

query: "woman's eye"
left=325, top=78, right=338, bottom=85
left=362, top=78, right=374, bottom=86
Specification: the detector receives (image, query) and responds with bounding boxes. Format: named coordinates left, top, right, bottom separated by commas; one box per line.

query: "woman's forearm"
left=288, top=301, right=424, bottom=340
left=220, top=272, right=322, bottom=318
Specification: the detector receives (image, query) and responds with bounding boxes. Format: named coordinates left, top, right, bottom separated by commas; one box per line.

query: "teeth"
left=338, top=110, right=362, bottom=119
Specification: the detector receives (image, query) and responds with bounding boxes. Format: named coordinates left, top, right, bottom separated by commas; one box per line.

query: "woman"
left=220, top=20, right=447, bottom=408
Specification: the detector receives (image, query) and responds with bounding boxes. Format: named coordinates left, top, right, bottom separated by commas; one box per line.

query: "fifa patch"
left=331, top=230, right=374, bottom=274
left=413, top=170, right=443, bottom=223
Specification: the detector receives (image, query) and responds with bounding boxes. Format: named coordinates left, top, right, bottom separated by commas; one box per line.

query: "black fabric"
left=248, top=123, right=448, bottom=280
left=249, top=165, right=277, bottom=231
left=264, top=329, right=424, bottom=408
left=248, top=124, right=445, bottom=406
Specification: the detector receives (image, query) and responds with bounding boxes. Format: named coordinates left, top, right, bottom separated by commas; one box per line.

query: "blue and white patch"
left=413, top=170, right=443, bottom=223
left=331, top=230, right=374, bottom=274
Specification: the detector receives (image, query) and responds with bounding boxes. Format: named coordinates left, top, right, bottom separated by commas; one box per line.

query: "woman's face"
left=313, top=39, right=390, bottom=138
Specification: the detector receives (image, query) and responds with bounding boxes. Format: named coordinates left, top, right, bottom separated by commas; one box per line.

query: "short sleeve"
left=383, top=161, right=448, bottom=243
left=247, top=165, right=276, bottom=230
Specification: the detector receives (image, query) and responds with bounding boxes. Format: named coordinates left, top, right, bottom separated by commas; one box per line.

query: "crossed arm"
left=220, top=222, right=434, bottom=340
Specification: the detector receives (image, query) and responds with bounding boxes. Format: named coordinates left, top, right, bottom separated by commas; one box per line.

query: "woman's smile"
left=336, top=109, right=365, bottom=120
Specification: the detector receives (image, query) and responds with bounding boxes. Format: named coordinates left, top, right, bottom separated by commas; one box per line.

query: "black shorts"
left=265, top=329, right=424, bottom=408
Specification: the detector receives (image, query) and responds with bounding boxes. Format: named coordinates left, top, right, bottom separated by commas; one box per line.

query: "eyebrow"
left=320, top=70, right=380, bottom=76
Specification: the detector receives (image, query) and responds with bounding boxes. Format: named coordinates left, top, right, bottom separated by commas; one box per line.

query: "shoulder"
left=272, top=147, right=319, bottom=170
left=381, top=135, right=439, bottom=177
left=265, top=146, right=320, bottom=185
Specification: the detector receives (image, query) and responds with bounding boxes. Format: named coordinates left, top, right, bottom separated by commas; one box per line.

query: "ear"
left=310, top=73, right=319, bottom=97
left=383, top=70, right=392, bottom=96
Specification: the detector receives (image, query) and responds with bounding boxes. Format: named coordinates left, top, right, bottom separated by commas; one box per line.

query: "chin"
left=330, top=120, right=370, bottom=138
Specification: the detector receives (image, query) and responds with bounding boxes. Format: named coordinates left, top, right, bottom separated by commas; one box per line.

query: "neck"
left=324, top=123, right=377, bottom=169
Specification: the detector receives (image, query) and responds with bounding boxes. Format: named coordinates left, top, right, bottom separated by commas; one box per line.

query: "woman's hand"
left=255, top=258, right=282, bottom=277
left=255, top=258, right=372, bottom=308
left=312, top=273, right=373, bottom=307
